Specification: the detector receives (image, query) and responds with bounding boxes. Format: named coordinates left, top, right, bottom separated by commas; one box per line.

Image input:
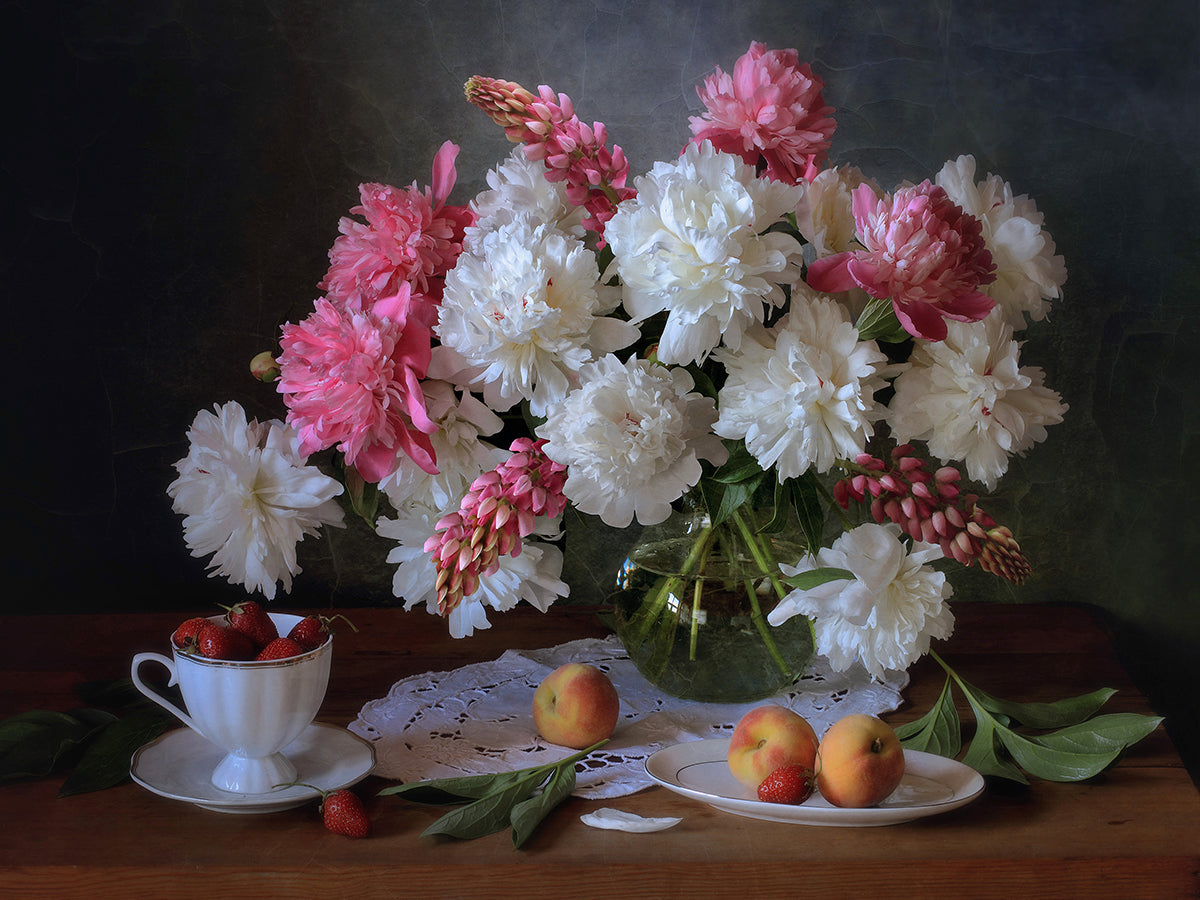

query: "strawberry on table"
left=321, top=789, right=370, bottom=838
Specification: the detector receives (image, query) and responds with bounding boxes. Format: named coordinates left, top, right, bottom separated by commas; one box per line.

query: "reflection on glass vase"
left=611, top=490, right=816, bottom=703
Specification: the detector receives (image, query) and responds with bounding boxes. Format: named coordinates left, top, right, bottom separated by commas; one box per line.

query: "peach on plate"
left=727, top=705, right=819, bottom=791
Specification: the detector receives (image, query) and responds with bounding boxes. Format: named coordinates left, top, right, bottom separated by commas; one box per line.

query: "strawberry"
left=757, top=764, right=816, bottom=805
left=171, top=616, right=209, bottom=650
left=286, top=613, right=356, bottom=651
left=196, top=623, right=257, bottom=661
left=321, top=789, right=370, bottom=838
left=221, top=600, right=278, bottom=649
left=286, top=616, right=329, bottom=652
left=254, top=637, right=307, bottom=661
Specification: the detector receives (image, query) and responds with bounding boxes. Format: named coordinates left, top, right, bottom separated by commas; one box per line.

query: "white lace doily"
left=350, top=635, right=908, bottom=799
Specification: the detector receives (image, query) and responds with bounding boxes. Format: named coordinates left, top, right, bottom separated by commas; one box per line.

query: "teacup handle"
left=131, top=652, right=198, bottom=732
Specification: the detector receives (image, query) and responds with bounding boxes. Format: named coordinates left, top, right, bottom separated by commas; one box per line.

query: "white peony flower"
left=887, top=311, right=1068, bottom=489
left=768, top=523, right=954, bottom=681
left=437, top=214, right=637, bottom=416
left=936, top=154, right=1067, bottom=329
left=536, top=354, right=729, bottom=527
left=377, top=500, right=567, bottom=639
left=604, top=140, right=805, bottom=365
left=715, top=291, right=893, bottom=479
left=466, top=146, right=585, bottom=243
left=795, top=165, right=878, bottom=259
left=377, top=380, right=507, bottom=513
left=167, top=401, right=345, bottom=600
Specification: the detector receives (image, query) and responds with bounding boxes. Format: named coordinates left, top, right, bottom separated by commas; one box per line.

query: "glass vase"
left=611, top=490, right=815, bottom=702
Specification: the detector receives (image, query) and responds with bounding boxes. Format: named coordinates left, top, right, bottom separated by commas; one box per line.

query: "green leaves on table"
left=0, top=679, right=176, bottom=796
left=896, top=651, right=1163, bottom=784
left=378, top=742, right=605, bottom=849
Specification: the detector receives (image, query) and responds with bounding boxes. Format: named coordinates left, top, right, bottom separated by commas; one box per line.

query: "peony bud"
left=250, top=351, right=281, bottom=383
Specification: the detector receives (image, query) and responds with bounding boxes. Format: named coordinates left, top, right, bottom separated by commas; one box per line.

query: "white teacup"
left=131, top=612, right=332, bottom=794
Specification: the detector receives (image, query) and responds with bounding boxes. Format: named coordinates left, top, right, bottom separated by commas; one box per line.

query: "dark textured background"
left=5, top=1, right=1198, bottom=779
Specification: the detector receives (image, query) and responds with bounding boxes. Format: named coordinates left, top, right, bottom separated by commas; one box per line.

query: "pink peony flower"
left=277, top=294, right=438, bottom=482
left=319, top=141, right=474, bottom=327
left=689, top=42, right=836, bottom=184
left=805, top=182, right=997, bottom=341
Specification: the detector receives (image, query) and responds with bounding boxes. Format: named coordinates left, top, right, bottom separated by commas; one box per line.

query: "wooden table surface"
left=1, top=602, right=1197, bottom=899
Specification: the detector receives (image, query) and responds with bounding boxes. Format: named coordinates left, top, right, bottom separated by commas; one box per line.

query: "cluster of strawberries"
left=169, top=601, right=333, bottom=662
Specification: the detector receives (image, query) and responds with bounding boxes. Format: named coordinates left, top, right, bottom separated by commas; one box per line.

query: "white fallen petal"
left=579, top=808, right=682, bottom=832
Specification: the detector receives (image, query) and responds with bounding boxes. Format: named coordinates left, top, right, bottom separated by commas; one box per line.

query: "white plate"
left=645, top=738, right=984, bottom=827
left=131, top=722, right=376, bottom=814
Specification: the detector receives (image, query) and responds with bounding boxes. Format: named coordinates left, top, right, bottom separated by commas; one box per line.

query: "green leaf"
left=420, top=773, right=542, bottom=841
left=896, top=675, right=962, bottom=758
left=1030, top=713, right=1163, bottom=755
left=0, top=710, right=115, bottom=784
left=787, top=473, right=827, bottom=555
left=712, top=443, right=765, bottom=485
left=970, top=685, right=1117, bottom=730
left=995, top=727, right=1123, bottom=782
left=958, top=691, right=1028, bottom=783
left=378, top=769, right=532, bottom=804
left=58, top=710, right=172, bottom=797
left=778, top=567, right=852, bottom=591
left=510, top=760, right=576, bottom=849
left=855, top=296, right=911, bottom=343
left=712, top=478, right=762, bottom=526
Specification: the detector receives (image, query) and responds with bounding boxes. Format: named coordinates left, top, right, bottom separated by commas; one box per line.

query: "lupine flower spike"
left=466, top=75, right=636, bottom=234
left=835, top=444, right=1031, bottom=584
left=425, top=438, right=568, bottom=615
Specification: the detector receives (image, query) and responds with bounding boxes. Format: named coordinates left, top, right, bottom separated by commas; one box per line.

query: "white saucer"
left=131, top=722, right=376, bottom=814
left=646, top=739, right=984, bottom=827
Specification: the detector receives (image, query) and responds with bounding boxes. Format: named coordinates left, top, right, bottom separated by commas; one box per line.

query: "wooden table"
left=1, top=602, right=1196, bottom=899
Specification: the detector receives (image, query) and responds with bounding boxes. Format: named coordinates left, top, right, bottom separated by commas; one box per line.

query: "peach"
left=532, top=663, right=620, bottom=750
left=816, top=714, right=906, bottom=808
left=727, top=705, right=819, bottom=791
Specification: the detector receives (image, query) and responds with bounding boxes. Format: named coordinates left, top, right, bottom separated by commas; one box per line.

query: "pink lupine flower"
left=466, top=78, right=636, bottom=234
left=319, top=141, right=474, bottom=327
left=689, top=42, right=836, bottom=184
left=806, top=182, right=997, bottom=341
left=277, top=295, right=437, bottom=483
left=424, top=438, right=567, bottom=615
left=834, top=444, right=1030, bottom=583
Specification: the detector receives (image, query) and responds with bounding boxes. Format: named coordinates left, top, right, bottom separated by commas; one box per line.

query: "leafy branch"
left=896, top=651, right=1162, bottom=783
left=378, top=741, right=606, bottom=848
left=0, top=679, right=176, bottom=796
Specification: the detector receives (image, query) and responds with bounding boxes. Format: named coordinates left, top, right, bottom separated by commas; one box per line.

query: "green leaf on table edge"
left=0, top=709, right=118, bottom=783
left=896, top=675, right=962, bottom=758
left=385, top=742, right=605, bottom=849
left=1030, top=713, right=1164, bottom=755
left=957, top=693, right=1029, bottom=784
left=58, top=709, right=174, bottom=797
left=969, top=683, right=1118, bottom=729
left=378, top=768, right=533, bottom=804
left=420, top=773, right=543, bottom=842
left=994, top=727, right=1124, bottom=782
left=510, top=760, right=577, bottom=849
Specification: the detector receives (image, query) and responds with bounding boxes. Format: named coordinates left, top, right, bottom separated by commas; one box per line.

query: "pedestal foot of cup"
left=211, top=751, right=298, bottom=794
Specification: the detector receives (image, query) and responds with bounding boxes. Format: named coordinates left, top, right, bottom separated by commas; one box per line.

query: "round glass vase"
left=611, top=492, right=816, bottom=702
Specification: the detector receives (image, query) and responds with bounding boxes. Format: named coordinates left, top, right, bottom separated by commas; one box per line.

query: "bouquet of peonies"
left=169, top=42, right=1068, bottom=685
